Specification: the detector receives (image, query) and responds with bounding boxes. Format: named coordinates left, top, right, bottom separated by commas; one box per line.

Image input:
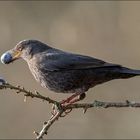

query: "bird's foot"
left=51, top=102, right=72, bottom=118
left=51, top=93, right=86, bottom=117
left=61, top=93, right=86, bottom=117
left=51, top=108, right=72, bottom=119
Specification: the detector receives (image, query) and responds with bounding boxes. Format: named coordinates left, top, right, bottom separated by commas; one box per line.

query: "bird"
left=1, top=39, right=140, bottom=105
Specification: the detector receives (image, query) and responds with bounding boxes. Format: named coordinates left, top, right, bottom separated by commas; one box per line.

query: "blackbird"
left=1, top=40, right=140, bottom=104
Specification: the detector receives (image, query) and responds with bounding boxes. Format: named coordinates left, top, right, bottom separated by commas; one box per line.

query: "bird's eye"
left=17, top=47, right=23, bottom=51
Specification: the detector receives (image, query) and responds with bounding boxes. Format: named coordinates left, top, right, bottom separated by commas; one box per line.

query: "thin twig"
left=0, top=83, right=59, bottom=104
left=36, top=110, right=63, bottom=140
left=66, top=100, right=140, bottom=109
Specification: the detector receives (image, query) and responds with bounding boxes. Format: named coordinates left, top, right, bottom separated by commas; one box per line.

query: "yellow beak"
left=11, top=50, right=22, bottom=60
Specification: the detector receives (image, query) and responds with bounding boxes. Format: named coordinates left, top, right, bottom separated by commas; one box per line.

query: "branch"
left=0, top=82, right=59, bottom=105
left=34, top=100, right=140, bottom=140
left=1, top=81, right=140, bottom=139
left=35, top=110, right=63, bottom=140
left=1, top=82, right=140, bottom=109
left=66, top=100, right=140, bottom=109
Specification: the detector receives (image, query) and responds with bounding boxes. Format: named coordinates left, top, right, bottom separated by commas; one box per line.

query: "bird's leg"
left=60, top=92, right=81, bottom=105
left=52, top=93, right=86, bottom=117
left=59, top=93, right=86, bottom=117
left=51, top=94, right=76, bottom=117
left=69, top=93, right=86, bottom=104
left=61, top=92, right=86, bottom=106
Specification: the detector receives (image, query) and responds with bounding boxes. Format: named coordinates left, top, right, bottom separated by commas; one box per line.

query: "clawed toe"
left=51, top=93, right=86, bottom=117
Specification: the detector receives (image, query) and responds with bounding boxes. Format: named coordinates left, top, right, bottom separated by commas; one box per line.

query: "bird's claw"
left=51, top=93, right=85, bottom=118
left=59, top=108, right=72, bottom=117
left=51, top=103, right=72, bottom=118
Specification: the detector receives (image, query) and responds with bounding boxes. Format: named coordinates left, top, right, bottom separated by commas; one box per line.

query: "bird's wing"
left=40, top=51, right=120, bottom=71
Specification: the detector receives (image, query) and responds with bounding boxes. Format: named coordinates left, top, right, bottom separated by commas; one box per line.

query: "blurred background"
left=0, top=1, right=140, bottom=139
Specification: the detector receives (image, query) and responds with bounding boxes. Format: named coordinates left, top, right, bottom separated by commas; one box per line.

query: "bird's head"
left=1, top=40, right=51, bottom=64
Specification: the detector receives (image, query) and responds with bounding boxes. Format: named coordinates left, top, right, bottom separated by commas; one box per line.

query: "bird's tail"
left=119, top=67, right=140, bottom=79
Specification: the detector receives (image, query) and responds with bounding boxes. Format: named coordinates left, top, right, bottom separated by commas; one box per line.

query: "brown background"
left=0, top=1, right=140, bottom=139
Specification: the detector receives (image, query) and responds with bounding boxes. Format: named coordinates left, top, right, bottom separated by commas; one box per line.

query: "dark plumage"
left=1, top=40, right=140, bottom=103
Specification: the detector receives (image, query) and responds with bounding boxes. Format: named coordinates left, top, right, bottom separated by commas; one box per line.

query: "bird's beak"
left=1, top=49, right=22, bottom=64
left=10, top=49, right=22, bottom=60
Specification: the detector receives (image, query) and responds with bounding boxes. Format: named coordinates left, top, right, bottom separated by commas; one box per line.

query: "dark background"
left=0, top=1, right=140, bottom=139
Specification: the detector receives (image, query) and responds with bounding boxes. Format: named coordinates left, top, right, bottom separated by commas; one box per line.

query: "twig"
left=35, top=110, right=63, bottom=140
left=0, top=83, right=59, bottom=104
left=1, top=83, right=140, bottom=109
left=34, top=100, right=140, bottom=140
left=1, top=82, right=140, bottom=139
left=66, top=100, right=140, bottom=109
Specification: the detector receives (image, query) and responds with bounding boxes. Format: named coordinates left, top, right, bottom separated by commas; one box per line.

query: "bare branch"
left=1, top=82, right=140, bottom=139
left=36, top=110, right=63, bottom=140
left=35, top=100, right=140, bottom=140
left=66, top=100, right=140, bottom=109
left=0, top=83, right=59, bottom=104
left=1, top=83, right=140, bottom=109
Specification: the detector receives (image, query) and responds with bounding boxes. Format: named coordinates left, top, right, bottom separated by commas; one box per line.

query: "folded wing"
left=40, top=50, right=120, bottom=71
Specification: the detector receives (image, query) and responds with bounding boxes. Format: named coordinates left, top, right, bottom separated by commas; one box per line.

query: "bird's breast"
left=27, top=61, right=44, bottom=83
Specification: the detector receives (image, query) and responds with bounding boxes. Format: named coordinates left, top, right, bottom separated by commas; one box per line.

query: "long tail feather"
left=119, top=67, right=140, bottom=78
left=121, top=67, right=140, bottom=75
